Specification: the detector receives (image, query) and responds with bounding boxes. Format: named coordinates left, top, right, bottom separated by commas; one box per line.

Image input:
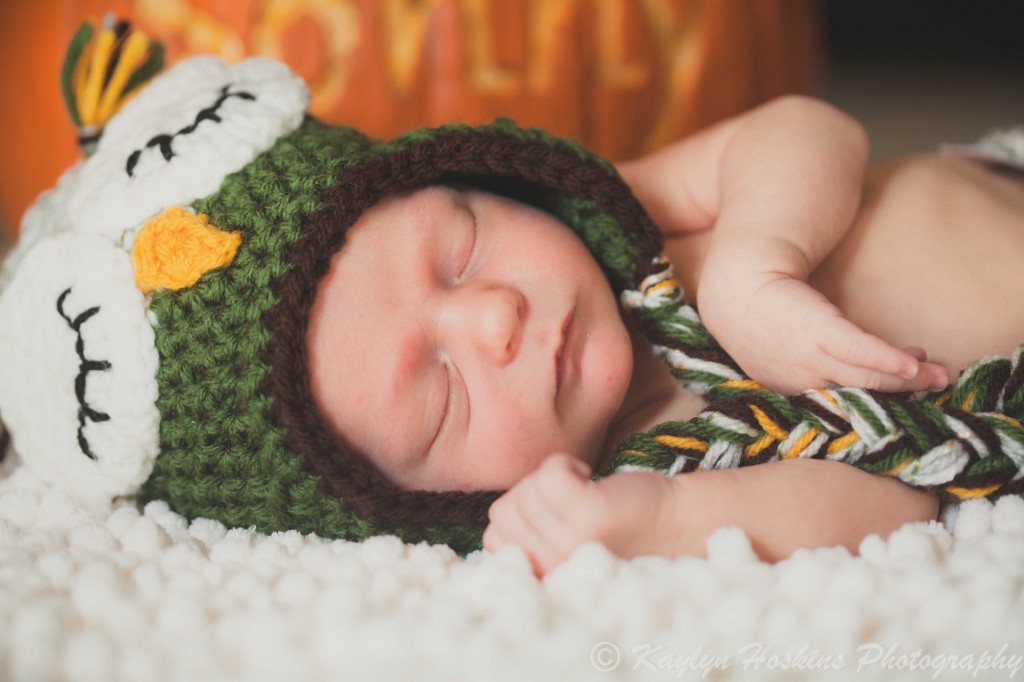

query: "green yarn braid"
left=609, top=258, right=1024, bottom=503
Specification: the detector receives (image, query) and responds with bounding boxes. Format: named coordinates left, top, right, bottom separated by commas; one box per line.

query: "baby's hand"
left=702, top=274, right=949, bottom=395
left=483, top=454, right=679, bottom=577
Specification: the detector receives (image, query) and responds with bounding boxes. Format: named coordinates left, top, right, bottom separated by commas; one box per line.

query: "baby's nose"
left=442, top=284, right=524, bottom=365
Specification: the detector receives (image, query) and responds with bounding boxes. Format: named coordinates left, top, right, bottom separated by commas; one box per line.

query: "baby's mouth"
left=555, top=310, right=576, bottom=396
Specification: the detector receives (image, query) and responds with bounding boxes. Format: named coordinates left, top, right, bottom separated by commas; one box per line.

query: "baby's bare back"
left=809, top=154, right=1024, bottom=376
left=663, top=154, right=1024, bottom=380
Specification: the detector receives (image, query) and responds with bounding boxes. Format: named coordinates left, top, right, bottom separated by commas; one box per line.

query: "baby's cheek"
left=505, top=413, right=572, bottom=473
left=308, top=361, right=371, bottom=440
left=591, top=325, right=634, bottom=410
left=602, top=361, right=630, bottom=391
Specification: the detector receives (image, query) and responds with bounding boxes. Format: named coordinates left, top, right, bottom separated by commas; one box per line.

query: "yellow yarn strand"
left=95, top=31, right=151, bottom=124
left=827, top=431, right=860, bottom=455
left=78, top=26, right=118, bottom=126
left=653, top=435, right=708, bottom=452
left=991, top=413, right=1024, bottom=429
left=749, top=404, right=788, bottom=441
left=815, top=388, right=840, bottom=407
left=783, top=427, right=820, bottom=459
left=646, top=279, right=679, bottom=296
left=722, top=379, right=768, bottom=392
left=879, top=457, right=911, bottom=476
left=744, top=434, right=775, bottom=457
left=960, top=388, right=977, bottom=410
left=946, top=483, right=1002, bottom=499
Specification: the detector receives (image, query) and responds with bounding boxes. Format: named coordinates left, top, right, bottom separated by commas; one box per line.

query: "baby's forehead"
left=350, top=184, right=467, bottom=233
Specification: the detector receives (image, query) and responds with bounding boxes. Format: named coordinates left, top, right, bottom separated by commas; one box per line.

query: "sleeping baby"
left=1, top=53, right=1022, bottom=576
left=306, top=96, right=1024, bottom=573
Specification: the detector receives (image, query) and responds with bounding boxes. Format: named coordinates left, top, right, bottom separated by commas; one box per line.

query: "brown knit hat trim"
left=264, top=127, right=662, bottom=533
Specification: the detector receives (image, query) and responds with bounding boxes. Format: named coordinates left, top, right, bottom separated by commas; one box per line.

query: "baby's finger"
left=520, top=468, right=600, bottom=560
left=902, top=346, right=928, bottom=362
left=519, top=467, right=577, bottom=529
left=819, top=321, right=920, bottom=379
left=508, top=456, right=606, bottom=566
left=820, top=355, right=948, bottom=393
left=918, top=361, right=950, bottom=391
left=488, top=491, right=561, bottom=574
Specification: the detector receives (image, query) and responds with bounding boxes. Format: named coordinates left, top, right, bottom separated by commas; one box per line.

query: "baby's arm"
left=618, top=96, right=948, bottom=394
left=484, top=455, right=939, bottom=576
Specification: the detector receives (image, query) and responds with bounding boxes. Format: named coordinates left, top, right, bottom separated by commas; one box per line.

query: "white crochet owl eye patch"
left=0, top=233, right=159, bottom=498
left=64, top=55, right=309, bottom=242
left=0, top=55, right=310, bottom=501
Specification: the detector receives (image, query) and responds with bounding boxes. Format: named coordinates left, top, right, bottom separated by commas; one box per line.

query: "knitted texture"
left=131, top=207, right=240, bottom=293
left=609, top=261, right=1024, bottom=502
left=140, top=117, right=663, bottom=555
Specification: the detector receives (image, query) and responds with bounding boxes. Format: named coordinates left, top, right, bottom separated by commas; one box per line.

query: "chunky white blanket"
left=2, top=456, right=1023, bottom=682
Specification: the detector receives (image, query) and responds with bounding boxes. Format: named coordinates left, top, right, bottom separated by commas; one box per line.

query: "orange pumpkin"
left=0, top=0, right=821, bottom=238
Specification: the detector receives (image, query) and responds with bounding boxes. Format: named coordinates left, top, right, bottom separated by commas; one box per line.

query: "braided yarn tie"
left=611, top=258, right=1024, bottom=502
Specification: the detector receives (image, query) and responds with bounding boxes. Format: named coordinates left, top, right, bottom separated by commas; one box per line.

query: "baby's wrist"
left=694, top=270, right=767, bottom=339
left=647, top=472, right=706, bottom=558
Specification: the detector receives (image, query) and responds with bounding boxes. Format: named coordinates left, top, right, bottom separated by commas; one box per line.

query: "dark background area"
left=820, top=0, right=1024, bottom=160
left=824, top=0, right=1024, bottom=63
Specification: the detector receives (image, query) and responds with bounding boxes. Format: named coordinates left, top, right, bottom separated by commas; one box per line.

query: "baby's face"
left=307, top=186, right=633, bottom=492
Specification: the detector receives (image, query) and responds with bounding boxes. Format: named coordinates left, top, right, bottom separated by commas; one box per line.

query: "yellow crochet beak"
left=131, top=206, right=241, bottom=294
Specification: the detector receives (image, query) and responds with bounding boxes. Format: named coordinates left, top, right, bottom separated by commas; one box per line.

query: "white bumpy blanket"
left=2, top=459, right=1023, bottom=682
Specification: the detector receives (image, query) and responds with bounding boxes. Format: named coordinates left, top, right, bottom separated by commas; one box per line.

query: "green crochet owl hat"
left=145, top=117, right=670, bottom=553
left=0, top=42, right=670, bottom=554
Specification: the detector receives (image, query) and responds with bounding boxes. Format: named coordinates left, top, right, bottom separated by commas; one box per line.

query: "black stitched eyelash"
left=124, top=84, right=256, bottom=178
left=56, top=288, right=112, bottom=461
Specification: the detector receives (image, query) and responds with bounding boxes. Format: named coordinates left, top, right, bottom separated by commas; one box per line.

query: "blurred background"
left=823, top=0, right=1024, bottom=160
left=0, top=0, right=1022, bottom=249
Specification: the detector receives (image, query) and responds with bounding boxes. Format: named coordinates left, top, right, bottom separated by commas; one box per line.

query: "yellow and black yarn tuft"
left=60, top=15, right=165, bottom=154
